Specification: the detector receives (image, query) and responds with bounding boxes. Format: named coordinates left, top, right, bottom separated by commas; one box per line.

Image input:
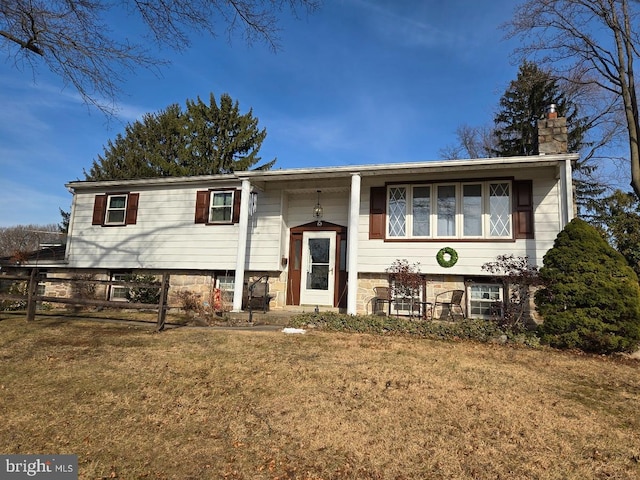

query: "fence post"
left=26, top=268, right=39, bottom=322
left=156, top=272, right=170, bottom=331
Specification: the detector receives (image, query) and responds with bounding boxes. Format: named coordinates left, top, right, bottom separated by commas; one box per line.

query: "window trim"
left=466, top=282, right=505, bottom=319
left=385, top=181, right=513, bottom=240
left=209, top=190, right=235, bottom=224
left=109, top=271, right=131, bottom=302
left=105, top=194, right=128, bottom=226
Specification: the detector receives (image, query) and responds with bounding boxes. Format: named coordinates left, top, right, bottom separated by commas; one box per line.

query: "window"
left=217, top=275, right=235, bottom=306
left=468, top=283, right=503, bottom=318
left=388, top=187, right=407, bottom=237
left=412, top=186, right=430, bottom=236
left=437, top=185, right=456, bottom=236
left=463, top=184, right=482, bottom=236
left=195, top=189, right=242, bottom=224
left=92, top=193, right=139, bottom=226
left=110, top=272, right=131, bottom=301
left=489, top=183, right=511, bottom=236
left=209, top=191, right=234, bottom=223
left=217, top=275, right=235, bottom=292
left=106, top=195, right=127, bottom=225
left=385, top=181, right=513, bottom=239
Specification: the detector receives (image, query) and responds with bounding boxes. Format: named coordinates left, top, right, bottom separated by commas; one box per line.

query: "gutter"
left=65, top=153, right=579, bottom=192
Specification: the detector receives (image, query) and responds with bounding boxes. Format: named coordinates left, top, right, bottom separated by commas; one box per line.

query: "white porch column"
left=347, top=173, right=361, bottom=315
left=558, top=158, right=574, bottom=229
left=232, top=179, right=252, bottom=312
left=563, top=158, right=574, bottom=226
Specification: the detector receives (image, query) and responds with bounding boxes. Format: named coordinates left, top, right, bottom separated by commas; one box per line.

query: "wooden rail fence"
left=0, top=269, right=171, bottom=331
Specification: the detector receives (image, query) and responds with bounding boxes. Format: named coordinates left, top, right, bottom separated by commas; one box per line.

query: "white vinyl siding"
left=67, top=187, right=283, bottom=271
left=359, top=171, right=562, bottom=274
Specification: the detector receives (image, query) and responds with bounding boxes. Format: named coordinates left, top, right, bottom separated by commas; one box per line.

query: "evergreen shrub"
left=535, top=218, right=640, bottom=353
left=288, top=312, right=535, bottom=345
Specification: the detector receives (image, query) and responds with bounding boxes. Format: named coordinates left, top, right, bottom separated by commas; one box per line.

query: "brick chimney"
left=537, top=104, right=568, bottom=154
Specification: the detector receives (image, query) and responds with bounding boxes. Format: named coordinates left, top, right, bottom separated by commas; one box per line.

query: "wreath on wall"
left=436, top=247, right=458, bottom=268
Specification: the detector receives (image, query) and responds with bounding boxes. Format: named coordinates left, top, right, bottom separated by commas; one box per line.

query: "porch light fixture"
left=313, top=190, right=323, bottom=226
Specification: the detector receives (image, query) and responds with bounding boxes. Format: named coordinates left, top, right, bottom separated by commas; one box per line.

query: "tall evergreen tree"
left=85, top=93, right=274, bottom=180
left=493, top=61, right=587, bottom=157
left=586, top=189, right=640, bottom=278
left=492, top=61, right=603, bottom=211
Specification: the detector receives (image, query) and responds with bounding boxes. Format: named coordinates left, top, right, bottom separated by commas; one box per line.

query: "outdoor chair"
left=243, top=276, right=273, bottom=313
left=432, top=289, right=465, bottom=321
left=373, top=286, right=392, bottom=315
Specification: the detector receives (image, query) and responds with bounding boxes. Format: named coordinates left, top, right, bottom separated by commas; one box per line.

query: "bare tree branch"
left=0, top=0, right=321, bottom=115
left=504, top=0, right=640, bottom=196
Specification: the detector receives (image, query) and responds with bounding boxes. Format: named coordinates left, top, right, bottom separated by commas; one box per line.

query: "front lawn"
left=1, top=314, right=639, bottom=479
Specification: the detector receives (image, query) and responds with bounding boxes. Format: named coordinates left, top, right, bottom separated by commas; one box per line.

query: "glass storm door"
left=300, top=231, right=336, bottom=306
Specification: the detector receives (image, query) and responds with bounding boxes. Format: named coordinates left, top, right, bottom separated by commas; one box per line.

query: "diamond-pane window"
left=489, top=183, right=511, bottom=237
left=388, top=187, right=406, bottom=237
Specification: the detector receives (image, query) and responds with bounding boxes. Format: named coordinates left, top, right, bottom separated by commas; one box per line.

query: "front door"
left=299, top=231, right=336, bottom=306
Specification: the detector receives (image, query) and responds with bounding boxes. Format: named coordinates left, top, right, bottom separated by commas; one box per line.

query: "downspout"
left=347, top=173, right=361, bottom=315
left=232, top=179, right=252, bottom=312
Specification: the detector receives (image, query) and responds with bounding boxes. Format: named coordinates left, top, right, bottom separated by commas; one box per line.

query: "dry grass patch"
left=1, top=314, right=639, bottom=479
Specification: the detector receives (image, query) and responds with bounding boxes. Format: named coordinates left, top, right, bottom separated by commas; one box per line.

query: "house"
left=59, top=112, right=575, bottom=317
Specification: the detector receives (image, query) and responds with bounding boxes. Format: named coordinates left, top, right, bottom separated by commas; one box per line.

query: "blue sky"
left=0, top=0, right=523, bottom=227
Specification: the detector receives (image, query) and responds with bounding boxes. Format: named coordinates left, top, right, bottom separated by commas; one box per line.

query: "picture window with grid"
left=386, top=181, right=512, bottom=239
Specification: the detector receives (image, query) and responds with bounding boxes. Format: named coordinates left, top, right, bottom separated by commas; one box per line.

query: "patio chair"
left=432, top=289, right=465, bottom=321
left=373, top=286, right=392, bottom=315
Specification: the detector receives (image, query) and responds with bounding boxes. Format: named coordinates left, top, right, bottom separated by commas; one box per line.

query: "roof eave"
left=65, top=153, right=579, bottom=191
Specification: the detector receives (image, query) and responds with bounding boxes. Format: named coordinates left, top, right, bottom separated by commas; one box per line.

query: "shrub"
left=0, top=281, right=27, bottom=311
left=482, top=254, right=541, bottom=332
left=125, top=274, right=161, bottom=305
left=386, top=259, right=422, bottom=300
left=176, top=290, right=201, bottom=316
left=288, top=312, right=539, bottom=346
left=535, top=218, right=640, bottom=353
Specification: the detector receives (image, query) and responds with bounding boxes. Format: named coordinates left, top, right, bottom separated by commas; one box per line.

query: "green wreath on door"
left=436, top=247, right=458, bottom=268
